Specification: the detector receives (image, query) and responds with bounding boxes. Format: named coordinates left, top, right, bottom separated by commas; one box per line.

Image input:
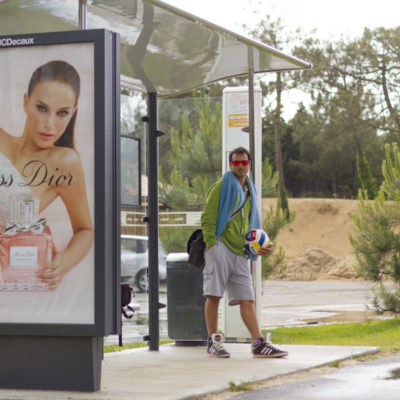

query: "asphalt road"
left=232, top=354, right=400, bottom=400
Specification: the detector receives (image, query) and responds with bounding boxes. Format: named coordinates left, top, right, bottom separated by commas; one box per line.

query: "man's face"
left=230, top=153, right=251, bottom=179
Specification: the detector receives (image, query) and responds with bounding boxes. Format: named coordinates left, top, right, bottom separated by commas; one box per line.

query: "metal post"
left=248, top=47, right=255, bottom=181
left=147, top=92, right=159, bottom=350
left=248, top=48, right=259, bottom=315
left=78, top=0, right=88, bottom=30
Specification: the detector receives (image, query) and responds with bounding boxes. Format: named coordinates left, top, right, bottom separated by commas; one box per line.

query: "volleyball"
left=244, top=229, right=270, bottom=255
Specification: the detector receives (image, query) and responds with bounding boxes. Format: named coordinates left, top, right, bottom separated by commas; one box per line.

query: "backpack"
left=187, top=188, right=250, bottom=270
left=186, top=229, right=206, bottom=270
left=119, top=283, right=135, bottom=346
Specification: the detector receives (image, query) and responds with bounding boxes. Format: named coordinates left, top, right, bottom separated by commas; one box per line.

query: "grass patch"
left=263, top=317, right=400, bottom=353
left=328, top=360, right=341, bottom=368
left=351, top=353, right=382, bottom=361
left=229, top=380, right=253, bottom=392
left=389, top=368, right=400, bottom=380
left=104, top=339, right=173, bottom=353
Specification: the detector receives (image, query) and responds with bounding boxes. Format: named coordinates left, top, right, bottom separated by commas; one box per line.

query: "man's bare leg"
left=204, top=295, right=221, bottom=335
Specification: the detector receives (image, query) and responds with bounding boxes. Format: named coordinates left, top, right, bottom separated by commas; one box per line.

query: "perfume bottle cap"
left=10, top=193, right=39, bottom=229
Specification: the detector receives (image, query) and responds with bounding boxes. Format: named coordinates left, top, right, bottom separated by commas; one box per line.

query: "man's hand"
left=257, top=243, right=274, bottom=256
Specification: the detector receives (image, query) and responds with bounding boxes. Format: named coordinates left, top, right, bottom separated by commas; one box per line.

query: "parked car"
left=120, top=234, right=167, bottom=292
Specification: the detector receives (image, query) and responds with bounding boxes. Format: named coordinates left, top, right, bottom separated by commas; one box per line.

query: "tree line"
left=251, top=19, right=400, bottom=198
left=155, top=22, right=400, bottom=203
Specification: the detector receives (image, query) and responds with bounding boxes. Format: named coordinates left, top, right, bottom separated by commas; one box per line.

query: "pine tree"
left=350, top=143, right=400, bottom=314
left=262, top=164, right=295, bottom=278
left=159, top=89, right=222, bottom=211
left=356, top=154, right=378, bottom=200
left=262, top=156, right=279, bottom=197
left=262, top=197, right=295, bottom=278
left=278, top=178, right=290, bottom=220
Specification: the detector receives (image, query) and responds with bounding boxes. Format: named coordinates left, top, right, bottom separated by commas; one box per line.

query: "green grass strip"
left=105, top=318, right=400, bottom=353
left=104, top=339, right=173, bottom=353
left=264, top=318, right=400, bottom=352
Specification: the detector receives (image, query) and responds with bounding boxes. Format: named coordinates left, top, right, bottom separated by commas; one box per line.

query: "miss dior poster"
left=0, top=39, right=95, bottom=325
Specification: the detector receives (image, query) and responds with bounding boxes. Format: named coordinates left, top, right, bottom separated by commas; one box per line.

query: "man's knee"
left=206, top=295, right=221, bottom=305
left=240, top=299, right=255, bottom=306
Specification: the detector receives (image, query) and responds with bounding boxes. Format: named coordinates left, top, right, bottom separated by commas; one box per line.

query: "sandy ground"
left=262, top=198, right=361, bottom=280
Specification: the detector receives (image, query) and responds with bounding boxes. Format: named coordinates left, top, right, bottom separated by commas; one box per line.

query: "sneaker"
left=252, top=332, right=288, bottom=358
left=207, top=333, right=230, bottom=358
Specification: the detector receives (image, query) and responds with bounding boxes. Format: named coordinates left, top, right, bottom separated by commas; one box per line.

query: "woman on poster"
left=0, top=60, right=93, bottom=291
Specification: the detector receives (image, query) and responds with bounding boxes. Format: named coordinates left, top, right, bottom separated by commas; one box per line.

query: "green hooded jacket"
left=201, top=179, right=251, bottom=256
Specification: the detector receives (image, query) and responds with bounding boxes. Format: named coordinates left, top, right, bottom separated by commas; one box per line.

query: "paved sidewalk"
left=0, top=343, right=379, bottom=400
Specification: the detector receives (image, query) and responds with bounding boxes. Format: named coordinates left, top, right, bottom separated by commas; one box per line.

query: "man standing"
left=201, top=146, right=288, bottom=358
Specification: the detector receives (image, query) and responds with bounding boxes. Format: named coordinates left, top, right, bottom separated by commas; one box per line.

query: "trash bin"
left=166, top=253, right=207, bottom=346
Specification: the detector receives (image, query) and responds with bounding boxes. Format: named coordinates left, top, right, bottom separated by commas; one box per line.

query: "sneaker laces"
left=265, top=341, right=281, bottom=352
left=212, top=340, right=226, bottom=352
left=263, top=332, right=280, bottom=351
left=265, top=331, right=272, bottom=343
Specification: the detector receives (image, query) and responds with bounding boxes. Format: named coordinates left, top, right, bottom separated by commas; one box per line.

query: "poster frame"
left=0, top=29, right=120, bottom=337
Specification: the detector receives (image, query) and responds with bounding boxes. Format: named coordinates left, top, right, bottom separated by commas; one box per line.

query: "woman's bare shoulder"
left=49, top=146, right=83, bottom=170
left=51, top=145, right=80, bottom=162
left=0, top=128, right=16, bottom=149
left=0, top=128, right=13, bottom=141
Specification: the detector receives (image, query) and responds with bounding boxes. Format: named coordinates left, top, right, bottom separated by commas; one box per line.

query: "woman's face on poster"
left=23, top=80, right=77, bottom=149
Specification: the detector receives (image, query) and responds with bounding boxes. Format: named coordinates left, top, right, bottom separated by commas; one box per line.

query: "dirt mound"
left=269, top=248, right=358, bottom=281
left=262, top=198, right=360, bottom=281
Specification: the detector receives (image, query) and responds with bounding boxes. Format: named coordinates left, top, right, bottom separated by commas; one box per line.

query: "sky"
left=161, top=0, right=399, bottom=41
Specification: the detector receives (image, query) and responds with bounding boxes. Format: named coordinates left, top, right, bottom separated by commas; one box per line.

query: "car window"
left=158, top=243, right=166, bottom=257
left=137, top=240, right=147, bottom=253
left=121, top=238, right=148, bottom=254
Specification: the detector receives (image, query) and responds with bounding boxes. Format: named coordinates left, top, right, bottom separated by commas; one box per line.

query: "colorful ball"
left=244, top=229, right=270, bottom=255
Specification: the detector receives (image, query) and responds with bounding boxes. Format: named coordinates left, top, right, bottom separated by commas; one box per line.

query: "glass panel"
left=116, top=90, right=150, bottom=343
left=87, top=0, right=311, bottom=95
left=121, top=136, right=140, bottom=207
left=113, top=90, right=223, bottom=344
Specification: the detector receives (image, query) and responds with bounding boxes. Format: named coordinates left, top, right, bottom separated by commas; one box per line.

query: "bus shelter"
left=0, top=0, right=311, bottom=390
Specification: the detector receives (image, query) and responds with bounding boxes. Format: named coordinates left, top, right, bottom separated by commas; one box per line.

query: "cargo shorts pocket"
left=203, top=242, right=218, bottom=274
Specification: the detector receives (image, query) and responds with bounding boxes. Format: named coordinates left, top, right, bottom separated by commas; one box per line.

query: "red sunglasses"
left=231, top=160, right=250, bottom=166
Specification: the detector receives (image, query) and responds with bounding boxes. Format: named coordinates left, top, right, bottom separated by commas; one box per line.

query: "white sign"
left=227, top=92, right=249, bottom=128
left=222, top=86, right=263, bottom=339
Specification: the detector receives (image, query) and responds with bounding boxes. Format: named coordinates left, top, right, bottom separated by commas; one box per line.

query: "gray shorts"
left=203, top=239, right=254, bottom=306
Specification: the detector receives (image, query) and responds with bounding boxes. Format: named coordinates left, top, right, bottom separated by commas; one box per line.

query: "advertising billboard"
left=0, top=30, right=119, bottom=335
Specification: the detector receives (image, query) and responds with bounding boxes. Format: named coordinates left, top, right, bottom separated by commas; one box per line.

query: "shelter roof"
left=0, top=0, right=311, bottom=95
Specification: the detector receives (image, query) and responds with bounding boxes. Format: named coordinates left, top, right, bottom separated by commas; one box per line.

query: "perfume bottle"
left=0, top=193, right=53, bottom=291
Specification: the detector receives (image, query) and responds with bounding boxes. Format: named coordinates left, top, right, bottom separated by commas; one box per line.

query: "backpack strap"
left=230, top=185, right=250, bottom=219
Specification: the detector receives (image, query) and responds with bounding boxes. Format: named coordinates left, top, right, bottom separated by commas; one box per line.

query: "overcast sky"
left=162, top=0, right=399, bottom=40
